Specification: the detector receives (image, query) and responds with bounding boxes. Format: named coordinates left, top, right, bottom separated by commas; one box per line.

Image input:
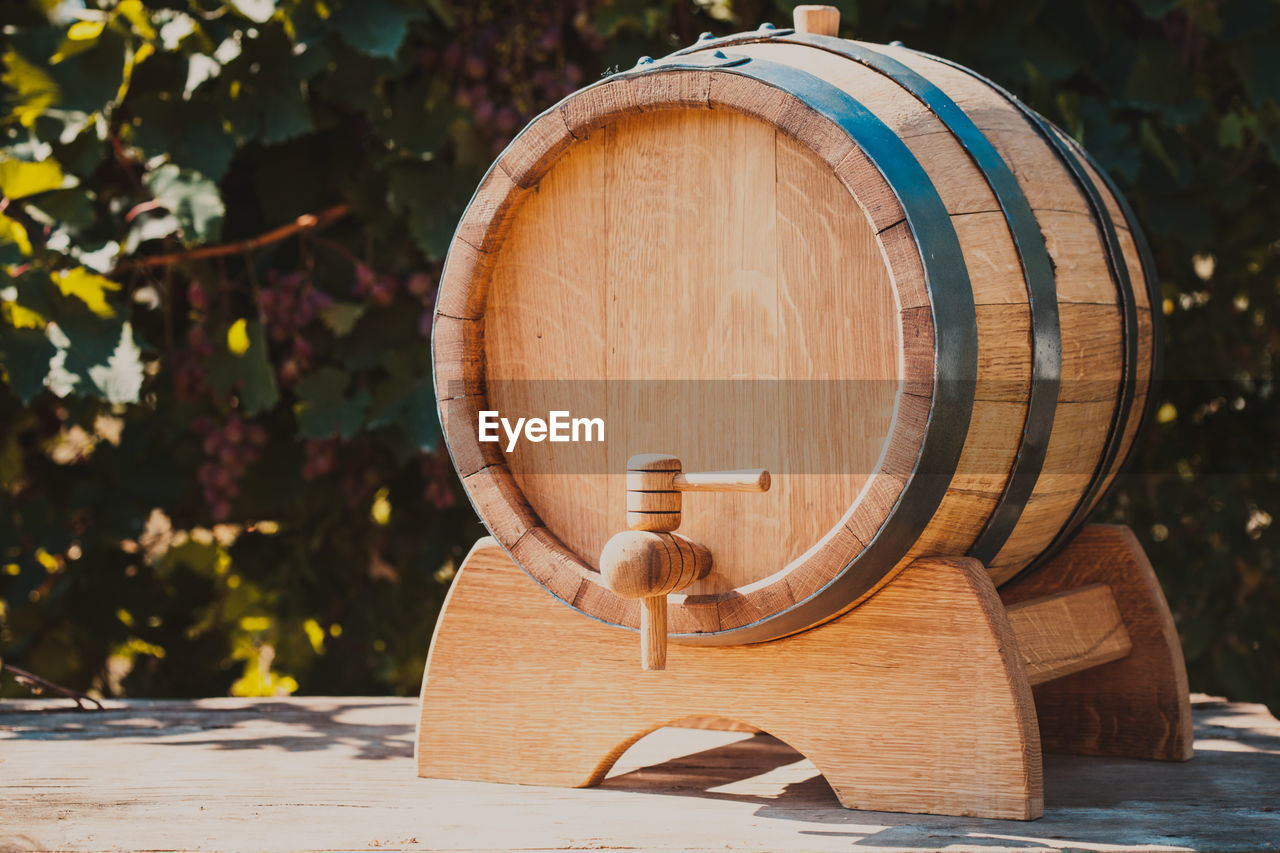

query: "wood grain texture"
left=484, top=123, right=612, bottom=565
left=465, top=85, right=918, bottom=633
left=793, top=6, right=842, bottom=37
left=1007, top=583, right=1132, bottom=686
left=676, top=468, right=771, bottom=492
left=419, top=537, right=1044, bottom=820
left=431, top=315, right=484, bottom=399
left=641, top=596, right=668, bottom=670
left=1000, top=524, right=1194, bottom=761
left=3, top=696, right=1269, bottom=852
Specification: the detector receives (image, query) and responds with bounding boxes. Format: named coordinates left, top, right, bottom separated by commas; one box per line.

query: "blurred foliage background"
left=0, top=0, right=1276, bottom=711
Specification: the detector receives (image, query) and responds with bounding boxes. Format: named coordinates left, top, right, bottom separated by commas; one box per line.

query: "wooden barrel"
left=432, top=26, right=1160, bottom=644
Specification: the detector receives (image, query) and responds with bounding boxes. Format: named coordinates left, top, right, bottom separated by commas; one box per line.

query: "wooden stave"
left=431, top=41, right=1156, bottom=642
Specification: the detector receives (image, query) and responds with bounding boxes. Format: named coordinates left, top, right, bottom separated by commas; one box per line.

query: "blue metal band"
left=901, top=48, right=1143, bottom=571
left=1068, top=140, right=1164, bottom=482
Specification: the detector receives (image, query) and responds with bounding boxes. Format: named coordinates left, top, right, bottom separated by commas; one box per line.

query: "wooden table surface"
left=2, top=694, right=1277, bottom=852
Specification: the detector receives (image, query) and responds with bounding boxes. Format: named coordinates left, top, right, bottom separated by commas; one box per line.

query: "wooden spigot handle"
left=601, top=454, right=770, bottom=670
left=674, top=469, right=770, bottom=493
left=640, top=588, right=668, bottom=670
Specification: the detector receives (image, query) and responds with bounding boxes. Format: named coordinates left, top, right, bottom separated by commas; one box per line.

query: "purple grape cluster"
left=405, top=270, right=436, bottom=337
left=258, top=271, right=333, bottom=341
left=172, top=325, right=212, bottom=404
left=352, top=263, right=399, bottom=307
left=418, top=1, right=603, bottom=153
left=193, top=415, right=269, bottom=520
left=256, top=270, right=332, bottom=386
left=172, top=283, right=215, bottom=403
left=301, top=437, right=338, bottom=482
left=172, top=257, right=449, bottom=521
left=420, top=450, right=456, bottom=510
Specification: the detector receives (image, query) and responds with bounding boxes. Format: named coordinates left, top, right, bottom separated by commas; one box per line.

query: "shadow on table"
left=600, top=708, right=1280, bottom=850
left=0, top=700, right=414, bottom=761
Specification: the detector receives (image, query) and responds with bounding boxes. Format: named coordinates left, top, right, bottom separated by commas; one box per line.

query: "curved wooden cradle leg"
left=417, top=538, right=1043, bottom=820
left=999, top=524, right=1193, bottom=761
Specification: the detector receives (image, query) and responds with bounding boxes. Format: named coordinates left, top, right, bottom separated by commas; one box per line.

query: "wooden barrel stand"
left=421, top=5, right=1187, bottom=823
left=416, top=524, right=1192, bottom=820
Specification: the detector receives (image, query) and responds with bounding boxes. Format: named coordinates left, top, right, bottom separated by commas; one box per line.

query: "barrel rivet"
left=636, top=56, right=654, bottom=65
left=889, top=40, right=905, bottom=47
left=758, top=22, right=776, bottom=31
left=698, top=31, right=715, bottom=41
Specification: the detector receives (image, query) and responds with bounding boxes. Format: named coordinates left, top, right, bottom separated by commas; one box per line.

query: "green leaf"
left=51, top=267, right=120, bottom=318
left=222, top=73, right=312, bottom=147
left=388, top=162, right=476, bottom=260
left=341, top=303, right=420, bottom=369
left=401, top=383, right=440, bottom=452
left=1231, top=40, right=1280, bottom=107
left=43, top=23, right=129, bottom=116
left=229, top=0, right=277, bottom=24
left=36, top=289, right=139, bottom=402
left=143, top=164, right=225, bottom=245
left=1218, top=111, right=1248, bottom=149
left=0, top=156, right=70, bottom=198
left=227, top=318, right=251, bottom=355
left=238, top=322, right=280, bottom=415
left=0, top=326, right=56, bottom=404
left=365, top=348, right=437, bottom=454
left=1136, top=0, right=1181, bottom=19
left=1140, top=119, right=1180, bottom=179
left=11, top=270, right=57, bottom=320
left=1255, top=103, right=1280, bottom=167
left=294, top=367, right=369, bottom=439
left=85, top=321, right=144, bottom=404
left=330, top=0, right=415, bottom=59
left=185, top=53, right=222, bottom=98
left=1, top=47, right=58, bottom=126
left=309, top=41, right=391, bottom=111
left=424, top=0, right=457, bottom=29
left=407, top=204, right=459, bottom=260
left=53, top=121, right=109, bottom=179
left=367, top=373, right=438, bottom=452
left=209, top=320, right=280, bottom=415
left=372, top=79, right=462, bottom=157
left=53, top=307, right=128, bottom=398
left=319, top=302, right=365, bottom=337
left=123, top=211, right=182, bottom=253
left=0, top=213, right=32, bottom=265
left=131, top=94, right=237, bottom=181
left=28, top=187, right=97, bottom=232
left=216, top=30, right=314, bottom=146
left=1123, top=41, right=1201, bottom=122
left=1220, top=0, right=1271, bottom=41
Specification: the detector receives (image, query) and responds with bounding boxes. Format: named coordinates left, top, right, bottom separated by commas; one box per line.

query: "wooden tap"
left=600, top=454, right=770, bottom=670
